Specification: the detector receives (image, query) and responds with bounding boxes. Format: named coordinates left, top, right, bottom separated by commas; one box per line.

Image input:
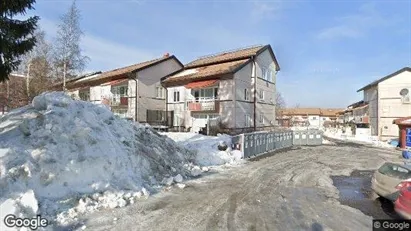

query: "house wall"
left=235, top=101, right=254, bottom=128
left=308, top=115, right=321, bottom=128
left=378, top=70, right=411, bottom=140
left=255, top=49, right=277, bottom=127
left=363, top=86, right=378, bottom=136
left=129, top=58, right=183, bottom=122
left=167, top=86, right=187, bottom=127
left=234, top=62, right=254, bottom=129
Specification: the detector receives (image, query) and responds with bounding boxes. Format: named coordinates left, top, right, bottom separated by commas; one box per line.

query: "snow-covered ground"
left=0, top=92, right=207, bottom=229
left=323, top=130, right=395, bottom=148
left=160, top=132, right=245, bottom=167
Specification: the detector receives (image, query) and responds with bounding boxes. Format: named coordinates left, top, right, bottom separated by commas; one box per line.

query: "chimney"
left=163, top=52, right=170, bottom=57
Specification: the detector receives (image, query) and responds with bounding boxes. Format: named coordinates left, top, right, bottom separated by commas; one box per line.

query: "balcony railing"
left=186, top=99, right=219, bottom=112
left=111, top=96, right=128, bottom=106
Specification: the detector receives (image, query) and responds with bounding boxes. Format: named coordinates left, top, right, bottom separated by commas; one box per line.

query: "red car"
left=394, top=181, right=411, bottom=219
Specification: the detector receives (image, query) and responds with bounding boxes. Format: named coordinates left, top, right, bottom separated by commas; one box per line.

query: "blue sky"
left=28, top=0, right=411, bottom=108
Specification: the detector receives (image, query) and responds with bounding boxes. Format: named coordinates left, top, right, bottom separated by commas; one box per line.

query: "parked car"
left=394, top=181, right=411, bottom=219
left=371, top=162, right=411, bottom=201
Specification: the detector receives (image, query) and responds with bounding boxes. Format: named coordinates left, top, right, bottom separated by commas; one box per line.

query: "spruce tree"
left=0, top=0, right=39, bottom=82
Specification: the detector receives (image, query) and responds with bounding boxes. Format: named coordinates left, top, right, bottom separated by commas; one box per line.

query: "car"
left=394, top=180, right=411, bottom=219
left=371, top=162, right=411, bottom=201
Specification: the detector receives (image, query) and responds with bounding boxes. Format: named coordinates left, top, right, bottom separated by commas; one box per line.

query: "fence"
left=146, top=110, right=174, bottom=127
left=233, top=129, right=323, bottom=158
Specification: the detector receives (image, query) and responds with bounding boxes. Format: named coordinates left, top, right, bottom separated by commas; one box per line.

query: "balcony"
left=187, top=99, right=219, bottom=112
left=110, top=96, right=128, bottom=106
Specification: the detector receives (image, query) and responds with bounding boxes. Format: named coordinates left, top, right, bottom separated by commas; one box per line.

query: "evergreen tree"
left=0, top=0, right=39, bottom=82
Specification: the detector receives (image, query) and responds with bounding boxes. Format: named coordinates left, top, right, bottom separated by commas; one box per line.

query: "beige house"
left=279, top=108, right=342, bottom=128
left=62, top=54, right=183, bottom=127
left=161, top=45, right=280, bottom=133
left=357, top=67, right=411, bottom=140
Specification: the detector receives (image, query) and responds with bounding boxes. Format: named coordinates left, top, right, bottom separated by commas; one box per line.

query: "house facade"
left=162, top=45, right=280, bottom=134
left=280, top=108, right=343, bottom=128
left=357, top=67, right=411, bottom=140
left=61, top=54, right=183, bottom=127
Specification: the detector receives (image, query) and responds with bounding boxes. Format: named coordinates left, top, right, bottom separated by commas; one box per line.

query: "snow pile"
left=161, top=132, right=245, bottom=166
left=323, top=131, right=394, bottom=148
left=0, top=92, right=198, bottom=226
left=322, top=138, right=335, bottom=145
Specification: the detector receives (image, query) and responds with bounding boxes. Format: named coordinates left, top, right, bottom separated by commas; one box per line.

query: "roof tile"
left=185, top=45, right=264, bottom=68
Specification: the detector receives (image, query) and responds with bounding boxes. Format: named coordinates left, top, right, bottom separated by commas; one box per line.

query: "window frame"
left=173, top=91, right=180, bottom=102
left=156, top=86, right=165, bottom=99
left=258, top=89, right=264, bottom=100
left=261, top=67, right=267, bottom=80
left=259, top=113, right=264, bottom=124
left=245, top=114, right=251, bottom=127
left=244, top=89, right=250, bottom=101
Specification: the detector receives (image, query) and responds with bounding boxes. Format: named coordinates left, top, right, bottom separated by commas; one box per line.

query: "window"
left=258, top=89, right=264, bottom=100
left=267, top=69, right=273, bottom=82
left=322, top=117, right=326, bottom=121
left=312, top=116, right=317, bottom=120
left=112, top=109, right=128, bottom=118
left=156, top=86, right=164, bottom=99
left=192, top=87, right=218, bottom=101
left=112, top=85, right=128, bottom=97
left=261, top=67, right=267, bottom=80
left=245, top=114, right=251, bottom=127
left=259, top=113, right=264, bottom=124
left=244, top=89, right=250, bottom=101
left=79, top=91, right=90, bottom=101
left=173, top=91, right=180, bottom=102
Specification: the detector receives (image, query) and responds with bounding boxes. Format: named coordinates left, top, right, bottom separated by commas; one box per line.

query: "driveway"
left=72, top=142, right=401, bottom=231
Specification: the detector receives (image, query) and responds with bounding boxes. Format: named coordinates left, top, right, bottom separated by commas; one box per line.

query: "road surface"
left=73, top=141, right=401, bottom=231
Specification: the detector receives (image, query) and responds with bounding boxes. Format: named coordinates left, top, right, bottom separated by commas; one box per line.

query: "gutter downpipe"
left=161, top=82, right=169, bottom=130
left=252, top=56, right=257, bottom=132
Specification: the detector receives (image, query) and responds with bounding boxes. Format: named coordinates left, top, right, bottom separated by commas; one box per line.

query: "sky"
left=25, top=0, right=411, bottom=108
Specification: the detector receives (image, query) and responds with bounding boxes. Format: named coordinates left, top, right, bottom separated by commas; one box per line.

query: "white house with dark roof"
left=356, top=67, right=411, bottom=140
left=161, top=45, right=280, bottom=134
left=59, top=54, right=183, bottom=127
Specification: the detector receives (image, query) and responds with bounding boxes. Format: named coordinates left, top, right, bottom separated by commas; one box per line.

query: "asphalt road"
left=74, top=141, right=402, bottom=231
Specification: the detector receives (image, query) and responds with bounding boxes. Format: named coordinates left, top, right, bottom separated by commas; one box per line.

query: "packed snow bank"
left=0, top=92, right=198, bottom=226
left=161, top=132, right=245, bottom=166
left=323, top=131, right=394, bottom=148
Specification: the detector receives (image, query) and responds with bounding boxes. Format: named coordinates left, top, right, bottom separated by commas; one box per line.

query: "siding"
left=234, top=62, right=253, bottom=128
left=378, top=70, right=411, bottom=139
left=364, top=86, right=378, bottom=136
left=255, top=49, right=277, bottom=127
left=235, top=101, right=254, bottom=128
left=219, top=101, right=236, bottom=128
left=234, top=62, right=253, bottom=102
left=129, top=58, right=182, bottom=121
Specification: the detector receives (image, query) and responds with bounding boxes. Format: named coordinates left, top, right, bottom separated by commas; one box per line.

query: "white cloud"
left=250, top=0, right=282, bottom=23
left=316, top=2, right=388, bottom=40
left=37, top=17, right=160, bottom=72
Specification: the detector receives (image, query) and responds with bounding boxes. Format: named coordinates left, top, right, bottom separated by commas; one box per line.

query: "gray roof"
left=357, top=67, right=411, bottom=92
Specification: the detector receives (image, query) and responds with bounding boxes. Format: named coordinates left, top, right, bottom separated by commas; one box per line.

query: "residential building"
left=356, top=67, right=411, bottom=140
left=161, top=45, right=280, bottom=134
left=61, top=54, right=183, bottom=127
left=279, top=108, right=343, bottom=128
left=0, top=74, right=29, bottom=114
